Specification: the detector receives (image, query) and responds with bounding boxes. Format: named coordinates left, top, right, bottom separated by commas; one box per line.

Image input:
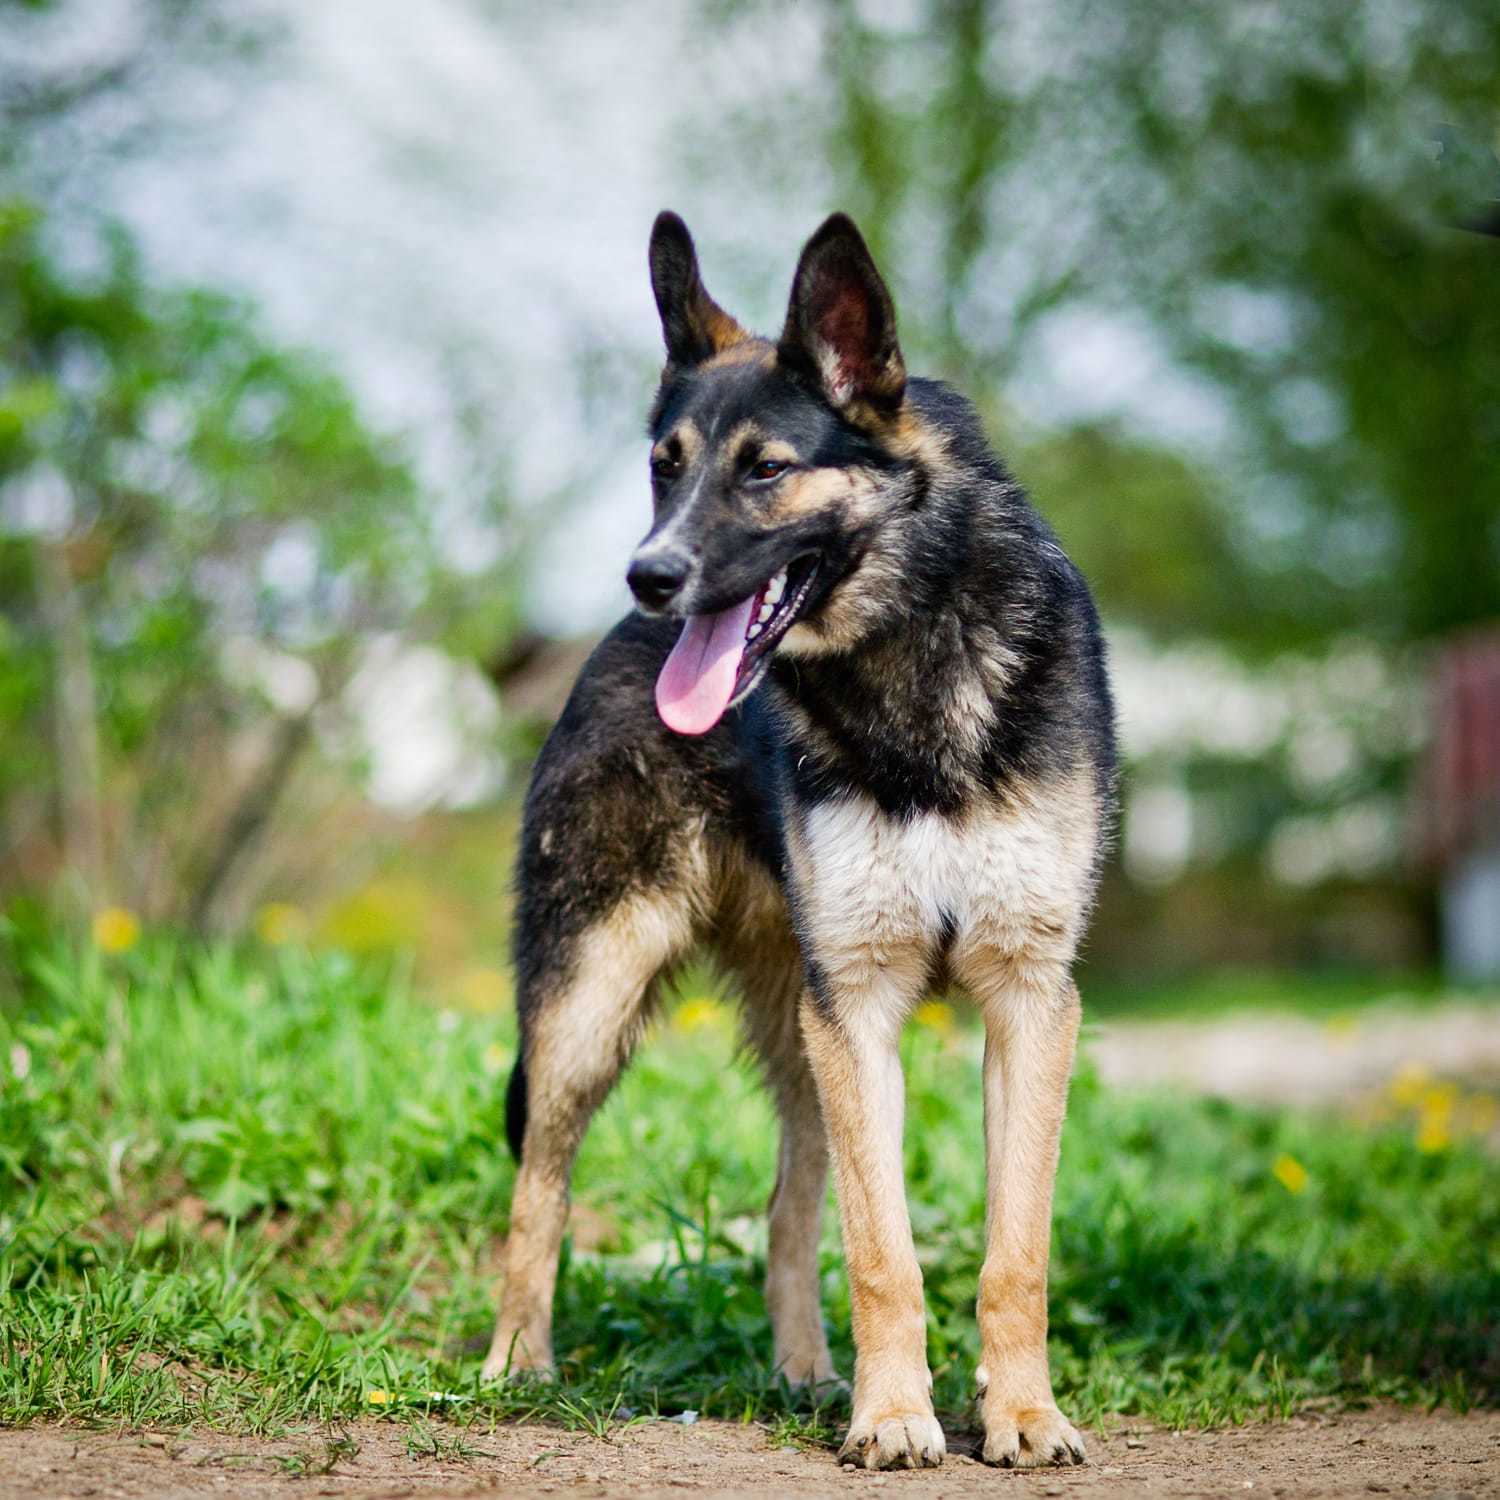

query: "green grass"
left=0, top=924, right=1495, bottom=1441
left=1082, top=966, right=1500, bottom=1021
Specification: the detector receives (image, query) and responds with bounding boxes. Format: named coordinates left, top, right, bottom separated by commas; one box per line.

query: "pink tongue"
left=655, top=594, right=757, bottom=735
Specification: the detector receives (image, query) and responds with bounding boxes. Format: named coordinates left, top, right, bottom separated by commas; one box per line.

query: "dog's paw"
left=787, top=1372, right=851, bottom=1406
left=479, top=1354, right=555, bottom=1384
left=838, top=1411, right=945, bottom=1470
left=777, top=1352, right=849, bottom=1403
left=980, top=1404, right=1086, bottom=1468
left=479, top=1331, right=555, bottom=1384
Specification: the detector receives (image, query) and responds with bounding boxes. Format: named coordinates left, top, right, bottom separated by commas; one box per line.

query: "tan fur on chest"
left=787, top=771, right=1099, bottom=1003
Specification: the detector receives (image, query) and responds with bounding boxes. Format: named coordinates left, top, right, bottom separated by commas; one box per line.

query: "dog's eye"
left=650, top=454, right=681, bottom=480
left=749, top=459, right=788, bottom=482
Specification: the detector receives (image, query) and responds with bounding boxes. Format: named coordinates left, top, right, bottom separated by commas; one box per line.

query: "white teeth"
left=748, top=569, right=788, bottom=642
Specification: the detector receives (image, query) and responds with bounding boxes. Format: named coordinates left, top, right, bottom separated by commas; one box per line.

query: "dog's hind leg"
left=766, top=1061, right=839, bottom=1391
left=737, top=969, right=839, bottom=1393
left=482, top=892, right=691, bottom=1381
left=956, top=947, right=1087, bottom=1469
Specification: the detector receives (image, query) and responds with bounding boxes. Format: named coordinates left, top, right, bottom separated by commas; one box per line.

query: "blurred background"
left=3, top=0, right=1499, bottom=1003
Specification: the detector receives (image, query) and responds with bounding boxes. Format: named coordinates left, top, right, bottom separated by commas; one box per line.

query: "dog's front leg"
left=965, top=960, right=1087, bottom=1468
left=799, top=986, right=944, bottom=1471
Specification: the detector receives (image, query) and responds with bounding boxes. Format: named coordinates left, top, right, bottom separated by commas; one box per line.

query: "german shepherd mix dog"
left=484, top=211, right=1116, bottom=1472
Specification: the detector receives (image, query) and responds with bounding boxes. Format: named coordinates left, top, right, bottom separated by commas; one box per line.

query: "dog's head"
left=632, top=212, right=932, bottom=735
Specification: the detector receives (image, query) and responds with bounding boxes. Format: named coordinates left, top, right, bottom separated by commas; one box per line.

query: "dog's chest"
left=790, top=779, right=1096, bottom=967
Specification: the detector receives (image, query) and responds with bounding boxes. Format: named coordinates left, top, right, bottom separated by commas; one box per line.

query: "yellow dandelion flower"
left=1388, top=1063, right=1431, bottom=1108
left=1415, top=1111, right=1451, bottom=1154
left=913, top=1000, right=955, bottom=1032
left=367, top=1389, right=392, bottom=1405
left=459, top=967, right=509, bottom=1013
left=92, top=907, right=140, bottom=954
left=482, top=1041, right=508, bottom=1076
left=1419, top=1082, right=1458, bottom=1120
left=1272, top=1154, right=1309, bottom=1194
left=674, top=997, right=724, bottom=1032
left=254, top=902, right=307, bottom=946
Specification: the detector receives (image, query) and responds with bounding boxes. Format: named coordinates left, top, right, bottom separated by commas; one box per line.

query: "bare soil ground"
left=5, top=1408, right=1499, bottom=1499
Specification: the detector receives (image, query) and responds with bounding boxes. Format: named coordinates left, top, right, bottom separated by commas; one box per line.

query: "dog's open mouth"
left=655, top=554, right=820, bottom=735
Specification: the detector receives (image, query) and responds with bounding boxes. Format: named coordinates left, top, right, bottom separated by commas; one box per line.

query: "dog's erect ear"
left=778, top=213, right=905, bottom=412
left=649, top=211, right=749, bottom=369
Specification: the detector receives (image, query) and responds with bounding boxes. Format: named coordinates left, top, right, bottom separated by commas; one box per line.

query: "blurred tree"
left=0, top=1, right=535, bottom=933
left=0, top=199, right=444, bottom=925
left=708, top=0, right=1500, bottom=652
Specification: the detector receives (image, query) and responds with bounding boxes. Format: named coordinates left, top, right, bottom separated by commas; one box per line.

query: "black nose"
left=627, top=553, right=689, bottom=610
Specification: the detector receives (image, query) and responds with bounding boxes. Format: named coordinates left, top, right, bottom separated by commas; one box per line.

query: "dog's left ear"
left=649, top=211, right=750, bottom=369
left=779, top=213, right=906, bottom=412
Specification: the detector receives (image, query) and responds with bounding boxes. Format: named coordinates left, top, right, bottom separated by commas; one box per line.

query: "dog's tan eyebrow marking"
left=758, top=439, right=801, bottom=464
left=654, top=420, right=703, bottom=465
left=721, top=422, right=802, bottom=471
left=720, top=420, right=763, bottom=461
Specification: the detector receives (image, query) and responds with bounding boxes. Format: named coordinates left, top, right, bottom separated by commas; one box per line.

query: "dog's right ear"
left=649, top=211, right=749, bottom=370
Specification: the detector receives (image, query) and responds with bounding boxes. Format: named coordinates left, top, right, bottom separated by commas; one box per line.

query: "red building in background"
left=1425, top=628, right=1500, bottom=980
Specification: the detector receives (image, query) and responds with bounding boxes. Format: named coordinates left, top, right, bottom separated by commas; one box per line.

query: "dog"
left=483, top=210, right=1117, bottom=1472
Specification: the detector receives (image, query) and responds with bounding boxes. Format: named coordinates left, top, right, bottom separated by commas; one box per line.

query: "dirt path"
left=1084, top=1002, right=1500, bottom=1111
left=6, top=1409, right=1498, bottom=1499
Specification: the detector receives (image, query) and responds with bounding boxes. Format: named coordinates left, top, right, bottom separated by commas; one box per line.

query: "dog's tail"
left=504, top=1053, right=528, bottom=1162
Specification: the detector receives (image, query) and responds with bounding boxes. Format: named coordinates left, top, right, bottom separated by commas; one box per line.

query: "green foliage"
left=1, top=927, right=1494, bottom=1435
left=0, top=196, right=429, bottom=634
left=0, top=199, right=481, bottom=922
left=1017, top=425, right=1252, bottom=645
